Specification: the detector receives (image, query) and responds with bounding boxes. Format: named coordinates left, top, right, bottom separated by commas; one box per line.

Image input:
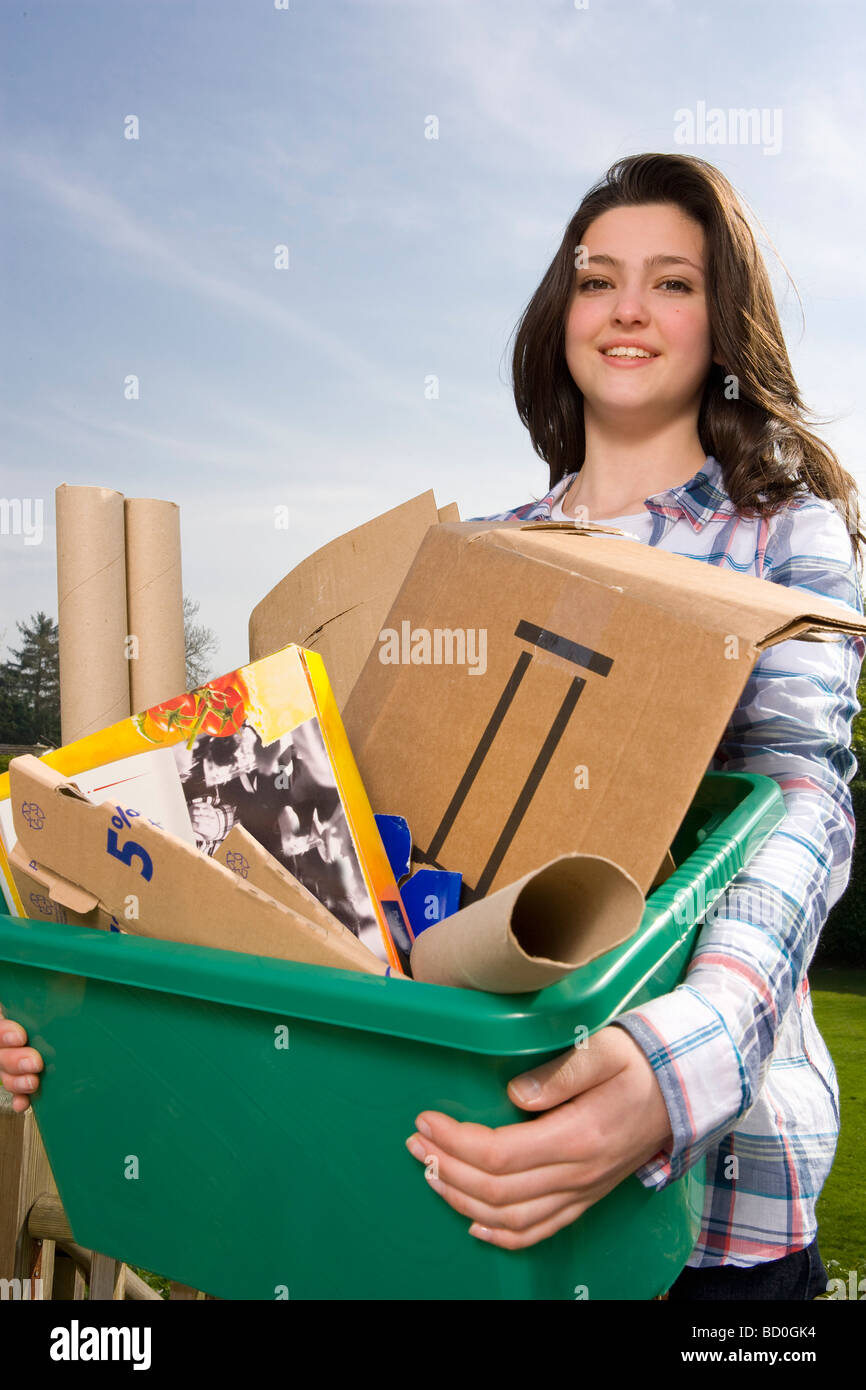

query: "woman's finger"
left=1, top=1069, right=40, bottom=1095
left=407, top=1132, right=593, bottom=1207
left=426, top=1174, right=581, bottom=1234
left=469, top=1200, right=588, bottom=1251
left=0, top=1020, right=27, bottom=1047
left=0, top=1046, right=43, bottom=1075
left=413, top=1096, right=598, bottom=1177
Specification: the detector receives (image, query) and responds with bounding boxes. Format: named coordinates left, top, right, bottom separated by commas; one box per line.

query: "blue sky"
left=1, top=0, right=864, bottom=675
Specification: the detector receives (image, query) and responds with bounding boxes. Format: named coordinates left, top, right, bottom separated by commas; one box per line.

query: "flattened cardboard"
left=409, top=852, right=645, bottom=993
left=9, top=841, right=103, bottom=927
left=248, top=490, right=459, bottom=709
left=10, top=757, right=388, bottom=976
left=213, top=823, right=370, bottom=952
left=344, top=520, right=866, bottom=898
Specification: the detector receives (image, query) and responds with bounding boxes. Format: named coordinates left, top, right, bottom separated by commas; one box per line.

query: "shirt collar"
left=542, top=454, right=735, bottom=532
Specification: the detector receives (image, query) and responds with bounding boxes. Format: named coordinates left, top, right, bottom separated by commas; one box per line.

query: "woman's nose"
left=610, top=284, right=649, bottom=322
left=612, top=301, right=649, bottom=325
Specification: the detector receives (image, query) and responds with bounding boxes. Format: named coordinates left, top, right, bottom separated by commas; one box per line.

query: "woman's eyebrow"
left=586, top=253, right=704, bottom=275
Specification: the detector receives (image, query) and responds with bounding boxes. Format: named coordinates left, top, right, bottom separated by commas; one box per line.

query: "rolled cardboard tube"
left=56, top=484, right=131, bottom=744
left=409, top=852, right=646, bottom=993
left=124, top=497, right=186, bottom=713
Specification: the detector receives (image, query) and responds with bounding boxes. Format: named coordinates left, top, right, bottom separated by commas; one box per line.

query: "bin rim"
left=0, top=771, right=784, bottom=1056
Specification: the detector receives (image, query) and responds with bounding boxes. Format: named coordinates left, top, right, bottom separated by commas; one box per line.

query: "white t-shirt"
left=548, top=492, right=655, bottom=541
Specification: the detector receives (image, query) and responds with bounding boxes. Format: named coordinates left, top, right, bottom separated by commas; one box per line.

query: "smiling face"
left=564, top=202, right=720, bottom=428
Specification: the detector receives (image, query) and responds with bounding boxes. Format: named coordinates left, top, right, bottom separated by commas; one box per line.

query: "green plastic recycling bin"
left=0, top=770, right=784, bottom=1300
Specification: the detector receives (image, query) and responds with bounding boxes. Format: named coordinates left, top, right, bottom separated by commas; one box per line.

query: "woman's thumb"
left=507, top=1030, right=624, bottom=1110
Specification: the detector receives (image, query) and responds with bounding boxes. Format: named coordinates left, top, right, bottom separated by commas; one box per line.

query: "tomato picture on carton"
left=136, top=673, right=249, bottom=746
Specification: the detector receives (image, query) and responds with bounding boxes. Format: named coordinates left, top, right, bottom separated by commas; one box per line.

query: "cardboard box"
left=248, top=490, right=459, bottom=710
left=243, top=500, right=679, bottom=896
left=0, top=643, right=414, bottom=972
left=9, top=756, right=388, bottom=976
left=344, top=519, right=866, bottom=899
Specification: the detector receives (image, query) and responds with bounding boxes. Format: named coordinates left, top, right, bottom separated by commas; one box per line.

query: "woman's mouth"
left=599, top=346, right=660, bottom=366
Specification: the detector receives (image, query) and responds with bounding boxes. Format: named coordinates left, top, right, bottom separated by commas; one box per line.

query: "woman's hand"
left=0, top=1010, right=44, bottom=1113
left=405, top=1024, right=673, bottom=1249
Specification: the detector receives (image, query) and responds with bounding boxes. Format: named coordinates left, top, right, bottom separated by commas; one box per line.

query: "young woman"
left=3, top=153, right=864, bottom=1301
left=401, top=152, right=865, bottom=1301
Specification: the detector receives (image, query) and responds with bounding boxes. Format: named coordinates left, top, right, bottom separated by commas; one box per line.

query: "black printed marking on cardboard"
left=425, top=650, right=533, bottom=862
left=514, top=619, right=614, bottom=677
left=471, top=677, right=584, bottom=901
left=421, top=621, right=614, bottom=896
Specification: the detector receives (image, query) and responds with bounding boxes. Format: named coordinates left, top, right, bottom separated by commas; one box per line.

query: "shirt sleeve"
left=612, top=497, right=866, bottom=1189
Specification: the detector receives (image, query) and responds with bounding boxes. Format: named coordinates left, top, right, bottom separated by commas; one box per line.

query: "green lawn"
left=811, top=967, right=866, bottom=1297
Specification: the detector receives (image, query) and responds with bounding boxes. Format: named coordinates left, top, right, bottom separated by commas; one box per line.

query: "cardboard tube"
left=124, top=497, right=186, bottom=713
left=409, top=853, right=646, bottom=993
left=56, top=484, right=131, bottom=744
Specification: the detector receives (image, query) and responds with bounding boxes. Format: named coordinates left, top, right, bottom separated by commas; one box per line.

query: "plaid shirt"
left=474, top=454, right=865, bottom=1268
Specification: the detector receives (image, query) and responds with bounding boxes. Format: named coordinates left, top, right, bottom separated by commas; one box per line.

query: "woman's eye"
left=578, top=277, right=692, bottom=293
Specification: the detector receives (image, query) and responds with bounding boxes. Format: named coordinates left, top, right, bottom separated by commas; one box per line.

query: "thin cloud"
left=1, top=147, right=409, bottom=402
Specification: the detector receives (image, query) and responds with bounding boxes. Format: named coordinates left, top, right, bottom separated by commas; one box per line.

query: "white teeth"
left=602, top=346, right=656, bottom=358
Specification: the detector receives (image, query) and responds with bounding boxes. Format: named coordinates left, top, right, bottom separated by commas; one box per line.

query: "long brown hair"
left=510, top=152, right=865, bottom=571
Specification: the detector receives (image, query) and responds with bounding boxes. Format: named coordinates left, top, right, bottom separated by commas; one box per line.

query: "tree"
left=0, top=661, right=37, bottom=742
left=0, top=600, right=219, bottom=745
left=4, top=612, right=60, bottom=745
left=184, top=595, right=219, bottom=689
